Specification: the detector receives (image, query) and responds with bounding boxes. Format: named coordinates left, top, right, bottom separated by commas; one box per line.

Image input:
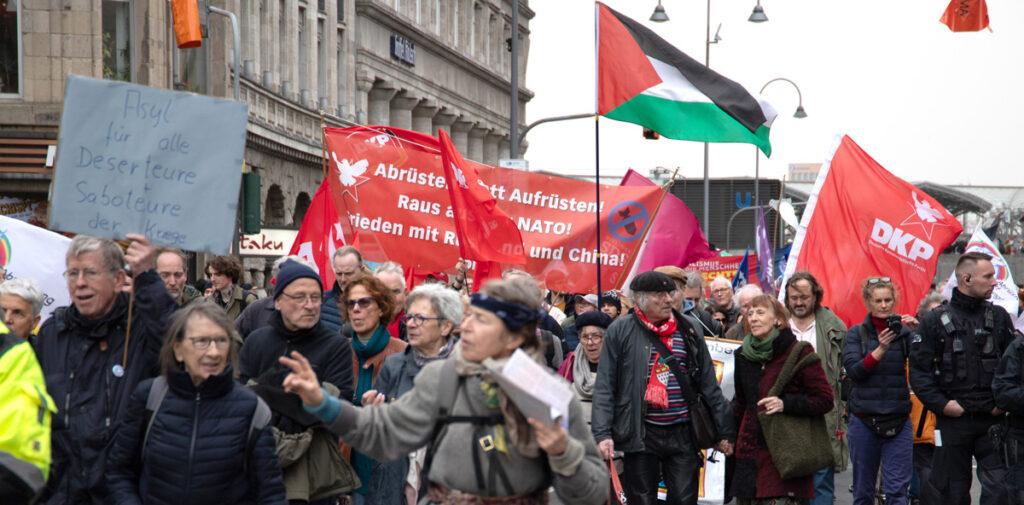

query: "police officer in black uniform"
left=992, top=325, right=1024, bottom=504
left=910, top=251, right=1016, bottom=505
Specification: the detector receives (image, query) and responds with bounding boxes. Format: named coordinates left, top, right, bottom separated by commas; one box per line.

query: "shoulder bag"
left=757, top=341, right=834, bottom=479
left=642, top=327, right=719, bottom=449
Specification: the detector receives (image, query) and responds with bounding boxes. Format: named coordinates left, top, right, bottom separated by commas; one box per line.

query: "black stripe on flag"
left=606, top=5, right=767, bottom=134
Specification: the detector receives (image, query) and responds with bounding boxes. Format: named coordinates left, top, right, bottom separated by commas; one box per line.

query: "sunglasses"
left=345, top=297, right=375, bottom=310
left=866, top=277, right=892, bottom=286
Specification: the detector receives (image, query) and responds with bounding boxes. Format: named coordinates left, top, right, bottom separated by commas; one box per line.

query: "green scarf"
left=741, top=328, right=779, bottom=363
left=350, top=324, right=391, bottom=495
left=351, top=324, right=391, bottom=404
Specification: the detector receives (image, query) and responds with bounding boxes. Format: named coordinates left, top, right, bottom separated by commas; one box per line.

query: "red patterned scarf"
left=635, top=308, right=677, bottom=409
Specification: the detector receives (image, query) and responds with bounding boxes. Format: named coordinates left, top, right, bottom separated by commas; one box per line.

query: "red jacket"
left=731, top=329, right=834, bottom=499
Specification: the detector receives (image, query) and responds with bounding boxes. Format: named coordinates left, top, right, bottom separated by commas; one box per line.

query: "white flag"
left=0, top=215, right=71, bottom=321
left=940, top=227, right=1022, bottom=332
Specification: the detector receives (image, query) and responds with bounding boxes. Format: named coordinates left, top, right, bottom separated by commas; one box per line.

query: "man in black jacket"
left=593, top=271, right=733, bottom=505
left=33, top=234, right=176, bottom=505
left=910, top=252, right=1016, bottom=505
left=992, top=326, right=1024, bottom=505
left=239, top=261, right=353, bottom=398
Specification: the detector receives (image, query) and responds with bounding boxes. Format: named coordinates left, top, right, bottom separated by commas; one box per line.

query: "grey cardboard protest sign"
left=50, top=75, right=248, bottom=254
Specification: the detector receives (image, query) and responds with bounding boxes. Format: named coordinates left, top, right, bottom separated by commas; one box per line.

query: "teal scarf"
left=350, top=324, right=391, bottom=495
left=352, top=324, right=392, bottom=404
left=741, top=328, right=779, bottom=363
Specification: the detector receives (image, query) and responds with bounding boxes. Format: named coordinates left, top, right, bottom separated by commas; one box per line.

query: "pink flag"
left=621, top=170, right=715, bottom=271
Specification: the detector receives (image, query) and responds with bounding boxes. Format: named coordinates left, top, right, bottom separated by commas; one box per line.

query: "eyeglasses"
left=712, top=288, right=732, bottom=295
left=279, top=292, right=323, bottom=305
left=401, top=313, right=443, bottom=326
left=345, top=297, right=376, bottom=310
left=580, top=332, right=605, bottom=343
left=63, top=269, right=109, bottom=282
left=188, top=336, right=231, bottom=350
left=866, top=277, right=892, bottom=286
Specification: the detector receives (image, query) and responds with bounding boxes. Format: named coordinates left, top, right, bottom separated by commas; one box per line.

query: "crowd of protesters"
left=2, top=231, right=1024, bottom=505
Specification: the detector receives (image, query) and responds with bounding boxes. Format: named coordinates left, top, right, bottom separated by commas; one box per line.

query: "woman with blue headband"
left=279, top=277, right=608, bottom=504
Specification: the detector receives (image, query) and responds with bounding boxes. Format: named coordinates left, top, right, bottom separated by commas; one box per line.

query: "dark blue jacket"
left=32, top=270, right=176, bottom=505
left=842, top=315, right=912, bottom=416
left=106, top=367, right=287, bottom=505
left=320, top=286, right=344, bottom=334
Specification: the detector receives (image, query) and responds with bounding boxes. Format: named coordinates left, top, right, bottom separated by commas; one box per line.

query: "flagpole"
left=594, top=2, right=602, bottom=298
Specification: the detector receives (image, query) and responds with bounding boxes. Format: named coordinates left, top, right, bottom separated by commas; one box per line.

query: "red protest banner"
left=782, top=135, right=962, bottom=327
left=323, top=126, right=663, bottom=293
left=689, top=254, right=761, bottom=294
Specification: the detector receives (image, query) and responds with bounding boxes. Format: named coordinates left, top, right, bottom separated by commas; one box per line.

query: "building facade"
left=0, top=0, right=532, bottom=281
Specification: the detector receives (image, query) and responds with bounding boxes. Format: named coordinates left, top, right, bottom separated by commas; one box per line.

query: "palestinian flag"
left=597, top=2, right=777, bottom=155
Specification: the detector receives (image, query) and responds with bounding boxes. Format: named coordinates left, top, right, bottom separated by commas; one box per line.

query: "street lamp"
left=651, top=1, right=669, bottom=22
left=748, top=0, right=768, bottom=23
left=754, top=77, right=806, bottom=246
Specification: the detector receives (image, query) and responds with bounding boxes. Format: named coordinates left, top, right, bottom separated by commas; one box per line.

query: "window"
left=317, top=18, right=326, bottom=102
left=0, top=0, right=20, bottom=95
left=336, top=32, right=346, bottom=116
left=337, top=0, right=344, bottom=21
left=102, top=0, right=132, bottom=82
left=279, top=0, right=286, bottom=86
left=178, top=47, right=207, bottom=94
left=298, top=6, right=308, bottom=94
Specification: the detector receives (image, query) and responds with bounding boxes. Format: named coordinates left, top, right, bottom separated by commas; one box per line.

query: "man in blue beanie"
left=238, top=260, right=355, bottom=503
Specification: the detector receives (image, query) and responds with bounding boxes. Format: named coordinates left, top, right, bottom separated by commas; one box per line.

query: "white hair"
left=710, top=276, right=732, bottom=289
left=405, top=282, right=464, bottom=326
left=272, top=255, right=315, bottom=278
left=0, top=277, right=45, bottom=317
left=66, top=235, right=124, bottom=273
left=735, top=283, right=764, bottom=304
left=374, top=261, right=406, bottom=290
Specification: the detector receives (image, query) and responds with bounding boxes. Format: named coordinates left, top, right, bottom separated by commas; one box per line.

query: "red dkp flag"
left=437, top=129, right=526, bottom=289
left=288, top=179, right=347, bottom=290
left=781, top=135, right=962, bottom=327
left=940, top=0, right=990, bottom=32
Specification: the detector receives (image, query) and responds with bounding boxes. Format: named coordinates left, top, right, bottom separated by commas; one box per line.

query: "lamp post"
left=754, top=77, right=806, bottom=245
left=650, top=0, right=669, bottom=22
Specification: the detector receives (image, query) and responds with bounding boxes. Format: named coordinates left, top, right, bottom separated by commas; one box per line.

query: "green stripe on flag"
left=606, top=93, right=772, bottom=156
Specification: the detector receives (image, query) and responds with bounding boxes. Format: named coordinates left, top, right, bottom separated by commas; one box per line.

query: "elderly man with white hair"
left=0, top=278, right=45, bottom=340
left=723, top=283, right=765, bottom=340
left=709, top=276, right=741, bottom=328
left=593, top=270, right=734, bottom=505
left=32, top=233, right=175, bottom=504
left=375, top=261, right=408, bottom=341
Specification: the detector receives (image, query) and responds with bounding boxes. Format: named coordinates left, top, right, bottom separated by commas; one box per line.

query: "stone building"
left=0, top=0, right=532, bottom=282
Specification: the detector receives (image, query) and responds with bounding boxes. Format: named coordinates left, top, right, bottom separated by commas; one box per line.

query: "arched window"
left=293, top=191, right=312, bottom=225
left=265, top=184, right=286, bottom=226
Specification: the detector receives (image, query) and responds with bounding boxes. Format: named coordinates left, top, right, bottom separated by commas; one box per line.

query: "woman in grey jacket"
left=278, top=277, right=608, bottom=504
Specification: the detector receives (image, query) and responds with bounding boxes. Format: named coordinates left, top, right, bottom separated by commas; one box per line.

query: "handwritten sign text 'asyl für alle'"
left=50, top=75, right=248, bottom=254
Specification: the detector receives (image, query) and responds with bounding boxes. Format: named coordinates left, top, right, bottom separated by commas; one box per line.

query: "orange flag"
left=940, top=0, right=990, bottom=32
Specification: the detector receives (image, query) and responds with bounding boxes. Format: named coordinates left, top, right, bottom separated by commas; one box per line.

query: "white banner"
left=0, top=215, right=71, bottom=320
left=940, top=228, right=1023, bottom=332
left=657, top=338, right=742, bottom=503
left=239, top=228, right=298, bottom=257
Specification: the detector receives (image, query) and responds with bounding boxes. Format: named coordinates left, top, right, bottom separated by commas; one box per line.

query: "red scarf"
left=635, top=308, right=677, bottom=409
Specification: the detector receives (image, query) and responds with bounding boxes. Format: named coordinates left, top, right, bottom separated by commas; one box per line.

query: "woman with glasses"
left=107, top=302, right=287, bottom=505
left=842, top=277, right=918, bottom=505
left=341, top=274, right=408, bottom=503
left=362, top=283, right=464, bottom=504
left=558, top=310, right=613, bottom=428
left=279, top=277, right=608, bottom=504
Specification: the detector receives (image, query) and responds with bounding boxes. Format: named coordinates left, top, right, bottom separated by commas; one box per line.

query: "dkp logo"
left=870, top=218, right=935, bottom=261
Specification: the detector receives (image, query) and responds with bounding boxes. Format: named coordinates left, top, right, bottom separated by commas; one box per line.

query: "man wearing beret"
left=593, top=271, right=734, bottom=505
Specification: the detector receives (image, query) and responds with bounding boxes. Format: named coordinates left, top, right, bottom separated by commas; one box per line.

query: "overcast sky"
left=523, top=0, right=1024, bottom=188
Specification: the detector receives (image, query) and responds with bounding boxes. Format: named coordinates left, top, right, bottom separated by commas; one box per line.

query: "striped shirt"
left=645, top=330, right=690, bottom=425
